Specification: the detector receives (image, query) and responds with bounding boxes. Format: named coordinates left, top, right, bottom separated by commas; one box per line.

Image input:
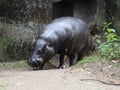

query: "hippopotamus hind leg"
left=67, top=54, right=75, bottom=66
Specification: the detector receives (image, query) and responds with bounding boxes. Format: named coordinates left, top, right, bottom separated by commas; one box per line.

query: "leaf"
left=107, top=22, right=112, bottom=26
left=96, top=39, right=101, bottom=44
left=110, top=29, right=116, bottom=33
left=107, top=28, right=112, bottom=33
left=104, top=22, right=107, bottom=25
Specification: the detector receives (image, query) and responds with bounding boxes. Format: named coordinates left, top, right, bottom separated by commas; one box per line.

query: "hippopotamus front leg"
left=58, top=50, right=66, bottom=69
left=58, top=50, right=75, bottom=68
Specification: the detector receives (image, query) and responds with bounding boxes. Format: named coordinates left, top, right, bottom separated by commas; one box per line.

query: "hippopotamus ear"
left=32, top=39, right=36, bottom=44
left=45, top=40, right=52, bottom=46
left=46, top=43, right=55, bottom=56
left=46, top=42, right=52, bottom=48
left=46, top=42, right=54, bottom=49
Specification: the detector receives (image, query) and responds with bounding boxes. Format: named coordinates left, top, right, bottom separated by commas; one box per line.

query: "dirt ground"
left=0, top=56, right=120, bottom=90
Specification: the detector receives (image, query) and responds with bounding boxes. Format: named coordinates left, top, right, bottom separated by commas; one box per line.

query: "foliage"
left=77, top=55, right=100, bottom=65
left=0, top=21, right=40, bottom=61
left=3, top=38, right=33, bottom=60
left=96, top=22, right=120, bottom=60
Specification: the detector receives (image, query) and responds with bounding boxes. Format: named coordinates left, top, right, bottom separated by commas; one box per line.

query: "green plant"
left=96, top=22, right=120, bottom=60
left=77, top=55, right=100, bottom=65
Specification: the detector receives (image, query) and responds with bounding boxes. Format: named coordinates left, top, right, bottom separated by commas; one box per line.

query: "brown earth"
left=0, top=56, right=120, bottom=90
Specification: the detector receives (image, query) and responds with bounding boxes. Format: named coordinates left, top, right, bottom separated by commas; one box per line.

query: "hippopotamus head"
left=28, top=38, right=55, bottom=70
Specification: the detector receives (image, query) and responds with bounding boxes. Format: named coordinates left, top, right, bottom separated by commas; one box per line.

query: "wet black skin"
left=29, top=17, right=92, bottom=70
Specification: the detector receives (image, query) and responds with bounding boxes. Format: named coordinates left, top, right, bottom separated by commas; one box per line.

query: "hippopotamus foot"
left=58, top=64, right=66, bottom=69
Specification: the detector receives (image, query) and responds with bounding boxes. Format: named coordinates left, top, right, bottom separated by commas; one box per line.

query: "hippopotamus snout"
left=29, top=55, right=43, bottom=70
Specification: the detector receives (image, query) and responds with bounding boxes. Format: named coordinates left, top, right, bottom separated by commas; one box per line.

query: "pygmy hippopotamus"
left=28, top=17, right=93, bottom=70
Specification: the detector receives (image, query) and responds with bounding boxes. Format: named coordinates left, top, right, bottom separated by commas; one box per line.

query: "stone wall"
left=115, top=0, right=120, bottom=33
left=0, top=0, right=52, bottom=23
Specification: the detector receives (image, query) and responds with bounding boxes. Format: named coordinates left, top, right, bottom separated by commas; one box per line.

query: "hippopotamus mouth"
left=28, top=58, right=44, bottom=70
left=33, top=66, right=41, bottom=70
left=32, top=63, right=44, bottom=70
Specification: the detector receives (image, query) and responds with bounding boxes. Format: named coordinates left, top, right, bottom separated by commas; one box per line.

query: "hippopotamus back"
left=40, top=17, right=90, bottom=54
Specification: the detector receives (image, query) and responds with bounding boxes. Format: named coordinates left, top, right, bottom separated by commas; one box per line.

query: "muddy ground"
left=0, top=55, right=120, bottom=90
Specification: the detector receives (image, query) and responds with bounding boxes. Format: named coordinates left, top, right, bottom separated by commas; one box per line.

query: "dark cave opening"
left=52, top=0, right=97, bottom=24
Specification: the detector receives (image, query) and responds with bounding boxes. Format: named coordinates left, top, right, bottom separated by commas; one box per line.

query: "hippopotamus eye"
left=37, top=50, right=43, bottom=55
left=42, top=45, right=46, bottom=51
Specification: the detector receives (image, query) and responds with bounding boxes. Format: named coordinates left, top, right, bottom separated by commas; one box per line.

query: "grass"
left=0, top=84, right=5, bottom=90
left=77, top=55, right=101, bottom=65
left=73, top=53, right=120, bottom=70
left=74, top=54, right=101, bottom=69
left=0, top=60, right=28, bottom=69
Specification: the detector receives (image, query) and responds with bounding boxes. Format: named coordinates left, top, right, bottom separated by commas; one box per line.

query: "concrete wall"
left=73, top=0, right=97, bottom=25
left=52, top=0, right=98, bottom=25
left=115, top=0, right=120, bottom=33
